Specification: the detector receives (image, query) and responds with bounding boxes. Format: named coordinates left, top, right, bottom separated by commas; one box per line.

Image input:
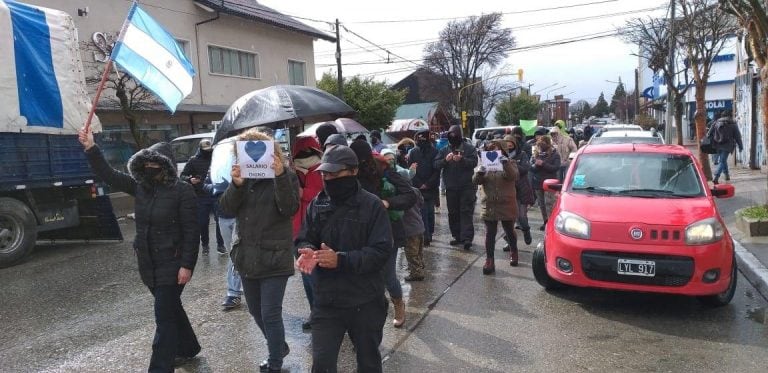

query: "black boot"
left=523, top=229, right=532, bottom=245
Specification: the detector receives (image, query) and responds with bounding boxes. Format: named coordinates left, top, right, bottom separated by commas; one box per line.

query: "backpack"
left=711, top=120, right=729, bottom=144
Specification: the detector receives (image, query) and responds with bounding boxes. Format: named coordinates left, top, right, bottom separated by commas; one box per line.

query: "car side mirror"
left=543, top=179, right=562, bottom=193
left=711, top=184, right=735, bottom=199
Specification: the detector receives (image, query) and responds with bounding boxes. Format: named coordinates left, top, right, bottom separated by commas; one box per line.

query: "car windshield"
left=569, top=152, right=704, bottom=197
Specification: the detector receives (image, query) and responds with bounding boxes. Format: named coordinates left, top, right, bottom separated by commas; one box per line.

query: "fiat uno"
left=532, top=143, right=737, bottom=306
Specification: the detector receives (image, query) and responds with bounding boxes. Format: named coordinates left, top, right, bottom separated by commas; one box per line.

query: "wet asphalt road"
left=1, top=204, right=767, bottom=372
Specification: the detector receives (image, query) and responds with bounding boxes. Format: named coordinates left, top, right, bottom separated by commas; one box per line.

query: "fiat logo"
left=630, top=227, right=643, bottom=240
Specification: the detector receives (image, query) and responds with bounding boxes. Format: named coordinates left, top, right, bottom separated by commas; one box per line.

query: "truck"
left=0, top=1, right=122, bottom=267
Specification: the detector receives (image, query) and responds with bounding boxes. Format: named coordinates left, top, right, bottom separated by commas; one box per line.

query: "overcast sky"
left=260, top=0, right=669, bottom=106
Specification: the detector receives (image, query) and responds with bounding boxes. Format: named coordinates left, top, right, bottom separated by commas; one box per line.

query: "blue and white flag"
left=111, top=3, right=195, bottom=113
left=0, top=0, right=100, bottom=134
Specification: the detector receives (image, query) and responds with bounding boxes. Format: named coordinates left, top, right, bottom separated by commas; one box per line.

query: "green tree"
left=495, top=94, right=541, bottom=125
left=609, top=79, right=628, bottom=122
left=593, top=92, right=610, bottom=117
left=317, top=72, right=406, bottom=130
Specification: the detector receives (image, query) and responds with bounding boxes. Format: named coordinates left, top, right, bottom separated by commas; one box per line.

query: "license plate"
left=617, top=258, right=656, bottom=277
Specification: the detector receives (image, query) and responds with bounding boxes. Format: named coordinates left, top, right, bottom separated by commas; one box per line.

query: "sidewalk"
left=716, top=165, right=768, bottom=301
left=683, top=142, right=768, bottom=300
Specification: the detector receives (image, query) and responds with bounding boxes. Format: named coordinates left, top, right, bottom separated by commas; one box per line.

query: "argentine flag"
left=0, top=0, right=101, bottom=134
left=111, top=3, right=195, bottom=113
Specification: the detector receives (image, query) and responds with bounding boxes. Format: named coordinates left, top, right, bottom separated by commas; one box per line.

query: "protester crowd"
left=78, top=119, right=574, bottom=373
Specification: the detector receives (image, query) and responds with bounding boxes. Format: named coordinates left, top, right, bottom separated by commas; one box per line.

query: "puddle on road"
left=746, top=307, right=767, bottom=324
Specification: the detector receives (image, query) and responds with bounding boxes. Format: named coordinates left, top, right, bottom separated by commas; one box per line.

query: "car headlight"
left=555, top=211, right=591, bottom=239
left=685, top=218, right=724, bottom=245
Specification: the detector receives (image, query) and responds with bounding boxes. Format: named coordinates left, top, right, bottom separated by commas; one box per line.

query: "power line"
left=340, top=25, right=422, bottom=67
left=314, top=5, right=664, bottom=58
left=346, top=0, right=623, bottom=24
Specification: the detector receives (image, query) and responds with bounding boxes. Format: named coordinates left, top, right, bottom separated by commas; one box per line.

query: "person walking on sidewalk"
left=408, top=129, right=440, bottom=246
left=473, top=139, right=520, bottom=274
left=550, top=126, right=577, bottom=182
left=531, top=136, right=561, bottom=230
left=78, top=128, right=201, bottom=372
left=219, top=129, right=300, bottom=373
left=291, top=136, right=325, bottom=331
left=350, top=140, right=416, bottom=329
left=295, top=145, right=394, bottom=373
left=708, top=110, right=744, bottom=184
left=434, top=125, right=479, bottom=250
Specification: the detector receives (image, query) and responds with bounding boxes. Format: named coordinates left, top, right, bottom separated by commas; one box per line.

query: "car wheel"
left=532, top=245, right=561, bottom=290
left=697, top=255, right=737, bottom=307
left=0, top=198, right=38, bottom=268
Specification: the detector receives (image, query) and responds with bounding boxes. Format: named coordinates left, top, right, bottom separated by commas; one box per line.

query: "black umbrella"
left=212, top=85, right=356, bottom=144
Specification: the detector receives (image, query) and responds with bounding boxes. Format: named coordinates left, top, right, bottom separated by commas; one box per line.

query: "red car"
left=532, top=143, right=737, bottom=306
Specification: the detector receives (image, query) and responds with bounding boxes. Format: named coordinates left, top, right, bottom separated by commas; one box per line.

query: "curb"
left=734, top=239, right=768, bottom=301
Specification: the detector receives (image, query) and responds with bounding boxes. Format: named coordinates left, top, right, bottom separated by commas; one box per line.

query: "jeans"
left=536, top=190, right=554, bottom=223
left=384, top=244, right=403, bottom=299
left=218, top=217, right=242, bottom=297
left=421, top=195, right=436, bottom=241
left=148, top=285, right=200, bottom=373
left=196, top=198, right=216, bottom=247
left=445, top=187, right=476, bottom=243
left=302, top=273, right=315, bottom=310
left=714, top=149, right=731, bottom=180
left=517, top=203, right=530, bottom=231
left=311, top=297, right=388, bottom=373
left=242, top=276, right=289, bottom=368
left=484, top=220, right=516, bottom=259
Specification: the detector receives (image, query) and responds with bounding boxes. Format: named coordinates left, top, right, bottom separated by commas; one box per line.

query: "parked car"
left=532, top=143, right=738, bottom=306
left=471, top=126, right=514, bottom=146
left=589, top=130, right=665, bottom=145
left=169, top=132, right=215, bottom=175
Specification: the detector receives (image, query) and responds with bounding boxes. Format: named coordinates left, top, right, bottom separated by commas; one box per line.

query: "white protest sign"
left=481, top=151, right=503, bottom=172
left=236, top=140, right=275, bottom=179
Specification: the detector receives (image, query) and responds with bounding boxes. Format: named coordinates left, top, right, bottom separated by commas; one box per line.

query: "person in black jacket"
left=434, top=125, right=478, bottom=250
left=78, top=128, right=200, bottom=373
left=295, top=145, right=393, bottom=373
left=349, top=140, right=416, bottom=328
left=181, top=139, right=223, bottom=255
left=407, top=129, right=440, bottom=245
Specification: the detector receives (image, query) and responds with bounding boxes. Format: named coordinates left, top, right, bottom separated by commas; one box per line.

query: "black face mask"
left=417, top=139, right=430, bottom=148
left=144, top=167, right=162, bottom=180
left=323, top=176, right=358, bottom=202
left=448, top=136, right=462, bottom=146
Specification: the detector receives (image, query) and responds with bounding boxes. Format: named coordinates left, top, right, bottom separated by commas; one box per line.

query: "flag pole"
left=83, top=1, right=136, bottom=133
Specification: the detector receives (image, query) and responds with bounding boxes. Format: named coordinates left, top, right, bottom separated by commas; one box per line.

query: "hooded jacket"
left=434, top=125, right=478, bottom=190
left=86, top=143, right=199, bottom=288
left=407, top=129, right=441, bottom=198
left=291, top=136, right=324, bottom=238
left=181, top=145, right=214, bottom=198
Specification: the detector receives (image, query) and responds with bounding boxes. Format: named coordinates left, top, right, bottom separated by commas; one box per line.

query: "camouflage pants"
left=404, top=235, right=425, bottom=277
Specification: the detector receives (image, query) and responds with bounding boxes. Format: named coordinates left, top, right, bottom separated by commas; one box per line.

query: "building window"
left=208, top=46, right=259, bottom=78
left=288, top=60, right=305, bottom=85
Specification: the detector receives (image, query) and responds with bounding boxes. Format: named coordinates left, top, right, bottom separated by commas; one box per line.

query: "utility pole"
left=664, top=0, right=675, bottom=144
left=335, top=19, right=343, bottom=100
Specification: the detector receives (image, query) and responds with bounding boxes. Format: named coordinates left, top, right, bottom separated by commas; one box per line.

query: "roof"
left=196, top=0, right=335, bottom=42
left=394, top=102, right=438, bottom=121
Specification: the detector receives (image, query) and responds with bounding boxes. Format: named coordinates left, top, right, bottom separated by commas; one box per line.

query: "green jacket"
left=219, top=171, right=300, bottom=279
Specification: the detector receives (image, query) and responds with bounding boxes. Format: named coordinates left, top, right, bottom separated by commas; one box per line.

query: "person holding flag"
left=79, top=3, right=202, bottom=372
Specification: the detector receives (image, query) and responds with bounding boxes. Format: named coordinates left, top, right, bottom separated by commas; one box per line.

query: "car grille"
left=581, top=251, right=694, bottom=287
left=649, top=229, right=682, bottom=241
